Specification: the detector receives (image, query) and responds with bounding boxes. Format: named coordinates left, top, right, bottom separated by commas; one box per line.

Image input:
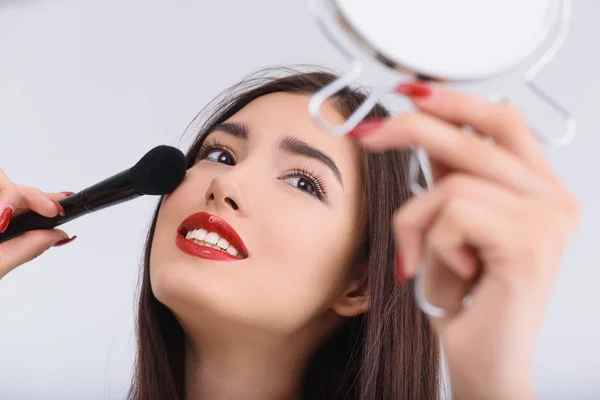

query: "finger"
left=420, top=227, right=478, bottom=314
left=0, top=228, right=72, bottom=280
left=11, top=185, right=66, bottom=218
left=13, top=189, right=72, bottom=218
left=351, top=112, right=545, bottom=193
left=419, top=198, right=516, bottom=313
left=0, top=169, right=21, bottom=229
left=398, top=82, right=555, bottom=178
left=39, top=192, right=74, bottom=202
left=393, top=174, right=523, bottom=278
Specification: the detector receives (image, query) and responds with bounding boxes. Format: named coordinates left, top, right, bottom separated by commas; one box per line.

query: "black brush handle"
left=0, top=170, right=139, bottom=244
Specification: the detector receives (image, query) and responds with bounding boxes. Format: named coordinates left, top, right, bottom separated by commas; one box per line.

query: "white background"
left=0, top=1, right=598, bottom=399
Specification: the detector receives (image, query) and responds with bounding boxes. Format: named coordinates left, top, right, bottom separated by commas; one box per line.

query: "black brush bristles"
left=130, top=145, right=187, bottom=195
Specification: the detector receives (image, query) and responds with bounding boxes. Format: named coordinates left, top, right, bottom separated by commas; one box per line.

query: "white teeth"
left=205, top=232, right=219, bottom=245
left=216, top=237, right=229, bottom=249
left=195, top=229, right=208, bottom=241
left=187, top=229, right=207, bottom=241
left=184, top=229, right=244, bottom=259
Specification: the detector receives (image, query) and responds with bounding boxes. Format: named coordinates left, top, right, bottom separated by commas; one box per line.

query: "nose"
left=205, top=176, right=251, bottom=217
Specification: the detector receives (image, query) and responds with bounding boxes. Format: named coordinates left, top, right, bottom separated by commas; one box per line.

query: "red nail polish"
left=51, top=200, right=65, bottom=217
left=0, top=206, right=14, bottom=233
left=396, top=82, right=433, bottom=98
left=61, top=192, right=75, bottom=197
left=53, top=235, right=77, bottom=247
left=395, top=251, right=406, bottom=284
left=347, top=119, right=385, bottom=139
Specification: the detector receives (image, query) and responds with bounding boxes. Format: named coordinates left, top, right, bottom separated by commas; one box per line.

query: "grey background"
left=0, top=1, right=598, bottom=399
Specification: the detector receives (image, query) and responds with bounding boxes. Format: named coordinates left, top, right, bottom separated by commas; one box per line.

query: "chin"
left=150, top=257, right=248, bottom=324
left=149, top=251, right=312, bottom=336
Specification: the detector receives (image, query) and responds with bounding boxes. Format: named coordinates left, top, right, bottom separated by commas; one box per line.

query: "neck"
left=183, top=329, right=309, bottom=400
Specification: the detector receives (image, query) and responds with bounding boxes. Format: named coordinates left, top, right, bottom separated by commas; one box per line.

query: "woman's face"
left=150, top=93, right=367, bottom=336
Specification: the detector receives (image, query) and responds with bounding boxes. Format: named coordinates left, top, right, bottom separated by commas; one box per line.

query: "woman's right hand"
left=0, top=168, right=76, bottom=281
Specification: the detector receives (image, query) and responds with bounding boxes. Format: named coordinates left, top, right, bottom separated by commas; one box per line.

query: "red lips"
left=176, top=212, right=248, bottom=261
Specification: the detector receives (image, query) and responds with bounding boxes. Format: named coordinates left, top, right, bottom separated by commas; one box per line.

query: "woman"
left=0, top=68, right=580, bottom=400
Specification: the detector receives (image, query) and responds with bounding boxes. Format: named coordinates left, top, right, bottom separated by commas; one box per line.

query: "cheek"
left=264, top=211, right=351, bottom=274
left=148, top=175, right=209, bottom=304
left=253, top=205, right=356, bottom=324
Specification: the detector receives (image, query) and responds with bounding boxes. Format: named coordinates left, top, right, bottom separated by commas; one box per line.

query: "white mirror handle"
left=525, top=0, right=576, bottom=147
left=308, top=61, right=391, bottom=136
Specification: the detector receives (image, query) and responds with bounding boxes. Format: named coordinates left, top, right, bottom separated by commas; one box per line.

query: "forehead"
left=225, top=92, right=362, bottom=175
left=230, top=92, right=342, bottom=136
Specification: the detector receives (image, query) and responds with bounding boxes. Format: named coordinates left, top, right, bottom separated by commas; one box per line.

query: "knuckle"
left=18, top=185, right=47, bottom=206
left=555, top=200, right=581, bottom=234
left=496, top=101, right=521, bottom=120
left=563, top=193, right=582, bottom=225
left=439, top=173, right=470, bottom=197
left=433, top=199, right=466, bottom=234
left=28, top=186, right=45, bottom=198
left=425, top=222, right=445, bottom=248
left=397, top=112, right=421, bottom=127
left=494, top=101, right=525, bottom=131
left=395, top=112, right=424, bottom=143
left=543, top=188, right=581, bottom=230
left=442, top=198, right=466, bottom=222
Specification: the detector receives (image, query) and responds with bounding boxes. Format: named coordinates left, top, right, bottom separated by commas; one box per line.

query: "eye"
left=206, top=149, right=235, bottom=165
left=198, top=143, right=236, bottom=166
left=282, top=168, right=327, bottom=201
left=284, top=176, right=318, bottom=197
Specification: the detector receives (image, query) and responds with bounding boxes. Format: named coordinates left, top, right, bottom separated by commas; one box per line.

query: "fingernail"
left=395, top=82, right=433, bottom=98
left=347, top=119, right=386, bottom=139
left=0, top=206, right=14, bottom=233
left=53, top=235, right=77, bottom=247
left=394, top=250, right=406, bottom=284
left=61, top=192, right=75, bottom=197
left=51, top=200, right=65, bottom=217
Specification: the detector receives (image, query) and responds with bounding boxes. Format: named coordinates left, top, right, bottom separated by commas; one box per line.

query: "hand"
left=0, top=168, right=76, bottom=281
left=349, top=83, right=580, bottom=400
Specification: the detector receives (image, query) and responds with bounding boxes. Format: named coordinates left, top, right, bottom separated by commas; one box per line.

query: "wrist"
left=447, top=350, right=536, bottom=400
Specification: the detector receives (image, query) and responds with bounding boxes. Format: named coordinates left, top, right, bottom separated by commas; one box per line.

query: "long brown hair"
left=127, top=66, right=440, bottom=400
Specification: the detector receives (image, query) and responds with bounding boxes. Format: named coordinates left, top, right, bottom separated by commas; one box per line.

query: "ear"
left=331, top=273, right=369, bottom=318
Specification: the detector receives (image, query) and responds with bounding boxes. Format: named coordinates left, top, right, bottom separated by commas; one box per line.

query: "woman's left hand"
left=349, top=83, right=580, bottom=400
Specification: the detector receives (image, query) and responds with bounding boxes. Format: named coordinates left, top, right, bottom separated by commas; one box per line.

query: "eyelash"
left=196, top=141, right=328, bottom=201
left=197, top=140, right=235, bottom=163
left=286, top=167, right=328, bottom=201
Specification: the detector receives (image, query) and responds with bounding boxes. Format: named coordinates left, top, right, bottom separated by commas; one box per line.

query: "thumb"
left=0, top=229, right=74, bottom=280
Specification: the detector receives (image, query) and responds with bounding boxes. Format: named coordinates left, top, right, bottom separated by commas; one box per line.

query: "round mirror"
left=307, top=0, right=572, bottom=138
left=332, top=0, right=562, bottom=81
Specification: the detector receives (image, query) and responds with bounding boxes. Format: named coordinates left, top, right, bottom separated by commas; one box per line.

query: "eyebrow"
left=208, top=121, right=344, bottom=188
